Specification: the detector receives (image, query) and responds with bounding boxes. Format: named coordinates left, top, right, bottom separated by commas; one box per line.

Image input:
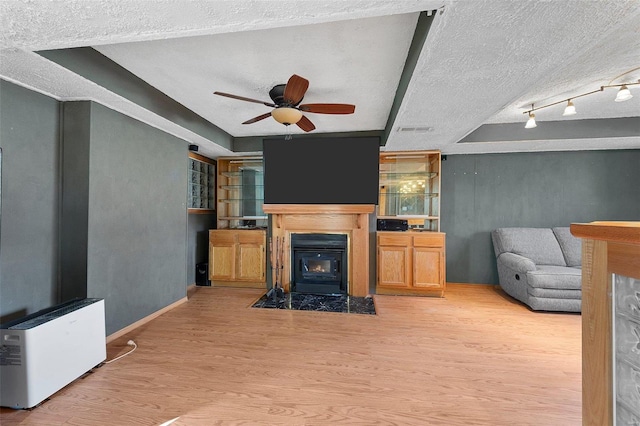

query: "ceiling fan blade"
left=283, top=74, right=309, bottom=105
left=296, top=115, right=316, bottom=132
left=242, top=112, right=272, bottom=124
left=298, top=103, right=356, bottom=114
left=214, top=91, right=277, bottom=107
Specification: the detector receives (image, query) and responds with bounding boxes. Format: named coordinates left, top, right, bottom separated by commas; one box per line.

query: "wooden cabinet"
left=376, top=231, right=445, bottom=296
left=208, top=229, right=266, bottom=287
left=211, top=156, right=267, bottom=288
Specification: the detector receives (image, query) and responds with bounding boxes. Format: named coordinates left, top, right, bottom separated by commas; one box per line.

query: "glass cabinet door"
left=378, top=151, right=441, bottom=231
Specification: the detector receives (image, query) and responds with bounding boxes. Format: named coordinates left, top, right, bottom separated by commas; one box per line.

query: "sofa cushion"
left=527, top=296, right=581, bottom=313
left=527, top=265, right=582, bottom=290
left=493, top=228, right=567, bottom=266
left=552, top=227, right=582, bottom=267
left=528, top=287, right=582, bottom=299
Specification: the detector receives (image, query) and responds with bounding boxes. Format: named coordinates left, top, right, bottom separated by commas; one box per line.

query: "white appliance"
left=0, top=298, right=106, bottom=409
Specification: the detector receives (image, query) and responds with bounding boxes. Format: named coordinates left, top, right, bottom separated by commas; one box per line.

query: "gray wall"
left=441, top=150, right=640, bottom=285
left=85, top=102, right=188, bottom=334
left=1, top=81, right=191, bottom=335
left=0, top=81, right=60, bottom=322
left=60, top=102, right=91, bottom=301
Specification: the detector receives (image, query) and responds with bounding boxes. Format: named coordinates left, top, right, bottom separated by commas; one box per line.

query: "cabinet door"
left=378, top=245, right=411, bottom=288
left=413, top=247, right=443, bottom=289
left=209, top=241, right=235, bottom=280
left=236, top=231, right=265, bottom=282
left=236, top=243, right=264, bottom=281
left=209, top=232, right=236, bottom=280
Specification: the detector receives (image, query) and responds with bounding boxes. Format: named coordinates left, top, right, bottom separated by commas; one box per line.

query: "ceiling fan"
left=213, top=74, right=355, bottom=132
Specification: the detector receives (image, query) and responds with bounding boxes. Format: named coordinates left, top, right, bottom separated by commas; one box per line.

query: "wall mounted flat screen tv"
left=263, top=137, right=380, bottom=204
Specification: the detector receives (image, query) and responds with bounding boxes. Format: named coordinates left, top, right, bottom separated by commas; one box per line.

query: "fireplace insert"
left=290, top=233, right=348, bottom=295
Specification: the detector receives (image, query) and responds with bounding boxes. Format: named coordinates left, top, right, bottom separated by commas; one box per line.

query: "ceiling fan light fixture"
left=615, top=85, right=633, bottom=102
left=525, top=111, right=537, bottom=129
left=271, top=107, right=303, bottom=125
left=562, top=100, right=576, bottom=116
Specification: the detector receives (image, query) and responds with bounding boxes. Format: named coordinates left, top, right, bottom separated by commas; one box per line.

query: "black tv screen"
left=263, top=137, right=380, bottom=204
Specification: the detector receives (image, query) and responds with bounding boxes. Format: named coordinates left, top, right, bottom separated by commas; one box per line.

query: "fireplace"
left=291, top=233, right=348, bottom=295
left=262, top=204, right=374, bottom=297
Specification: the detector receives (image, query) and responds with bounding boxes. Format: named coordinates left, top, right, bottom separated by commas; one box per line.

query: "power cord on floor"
left=104, top=340, right=137, bottom=364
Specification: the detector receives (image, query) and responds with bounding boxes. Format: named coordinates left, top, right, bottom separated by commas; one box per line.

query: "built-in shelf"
left=378, top=150, right=441, bottom=231
left=188, top=152, right=215, bottom=213
left=216, top=156, right=266, bottom=229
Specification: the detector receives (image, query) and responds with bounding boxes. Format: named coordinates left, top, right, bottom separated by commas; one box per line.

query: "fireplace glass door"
left=291, top=234, right=347, bottom=295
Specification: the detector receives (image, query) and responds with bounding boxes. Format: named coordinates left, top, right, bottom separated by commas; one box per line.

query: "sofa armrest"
left=497, top=252, right=537, bottom=273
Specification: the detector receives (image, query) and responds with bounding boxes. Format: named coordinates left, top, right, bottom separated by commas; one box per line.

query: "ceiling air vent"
left=397, top=126, right=434, bottom=133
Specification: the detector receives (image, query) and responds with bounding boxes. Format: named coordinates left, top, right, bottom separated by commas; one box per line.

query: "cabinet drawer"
left=378, top=233, right=411, bottom=246
left=412, top=233, right=445, bottom=247
left=237, top=230, right=266, bottom=245
left=209, top=230, right=236, bottom=245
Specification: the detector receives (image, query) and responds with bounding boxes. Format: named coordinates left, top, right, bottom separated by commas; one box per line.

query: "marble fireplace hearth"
left=262, top=204, right=374, bottom=297
left=251, top=292, right=376, bottom=315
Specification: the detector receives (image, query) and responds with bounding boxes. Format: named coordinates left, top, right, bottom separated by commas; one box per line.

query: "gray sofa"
left=491, top=227, right=582, bottom=312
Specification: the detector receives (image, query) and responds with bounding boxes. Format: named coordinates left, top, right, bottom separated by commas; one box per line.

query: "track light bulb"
left=562, top=100, right=576, bottom=116
left=615, top=85, right=633, bottom=102
left=525, top=112, right=537, bottom=129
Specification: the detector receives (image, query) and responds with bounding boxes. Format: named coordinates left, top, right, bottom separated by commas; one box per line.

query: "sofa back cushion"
left=552, top=227, right=582, bottom=267
left=492, top=227, right=567, bottom=266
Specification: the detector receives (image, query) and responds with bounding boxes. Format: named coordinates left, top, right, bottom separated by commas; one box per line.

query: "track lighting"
left=615, top=85, right=633, bottom=102
left=523, top=79, right=638, bottom=129
left=562, top=100, right=576, bottom=116
left=524, top=111, right=537, bottom=129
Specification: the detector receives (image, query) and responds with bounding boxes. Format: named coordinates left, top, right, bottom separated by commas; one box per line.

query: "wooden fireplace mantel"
left=263, top=204, right=375, bottom=297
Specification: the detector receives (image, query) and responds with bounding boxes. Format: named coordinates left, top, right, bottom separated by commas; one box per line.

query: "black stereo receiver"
left=377, top=219, right=409, bottom=231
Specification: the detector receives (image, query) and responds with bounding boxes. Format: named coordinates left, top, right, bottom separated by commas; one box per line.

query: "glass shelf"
left=221, top=184, right=264, bottom=191
left=380, top=192, right=439, bottom=198
left=221, top=171, right=264, bottom=178
left=220, top=198, right=265, bottom=202
left=380, top=171, right=437, bottom=180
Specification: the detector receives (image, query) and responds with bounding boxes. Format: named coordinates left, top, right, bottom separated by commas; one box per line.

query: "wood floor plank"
left=0, top=284, right=581, bottom=425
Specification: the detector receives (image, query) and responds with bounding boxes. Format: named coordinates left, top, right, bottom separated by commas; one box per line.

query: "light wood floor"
left=1, top=284, right=582, bottom=426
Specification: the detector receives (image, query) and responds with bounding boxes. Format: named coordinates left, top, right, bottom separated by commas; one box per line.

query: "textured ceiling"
left=1, top=0, right=639, bottom=159
left=94, top=13, right=417, bottom=138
